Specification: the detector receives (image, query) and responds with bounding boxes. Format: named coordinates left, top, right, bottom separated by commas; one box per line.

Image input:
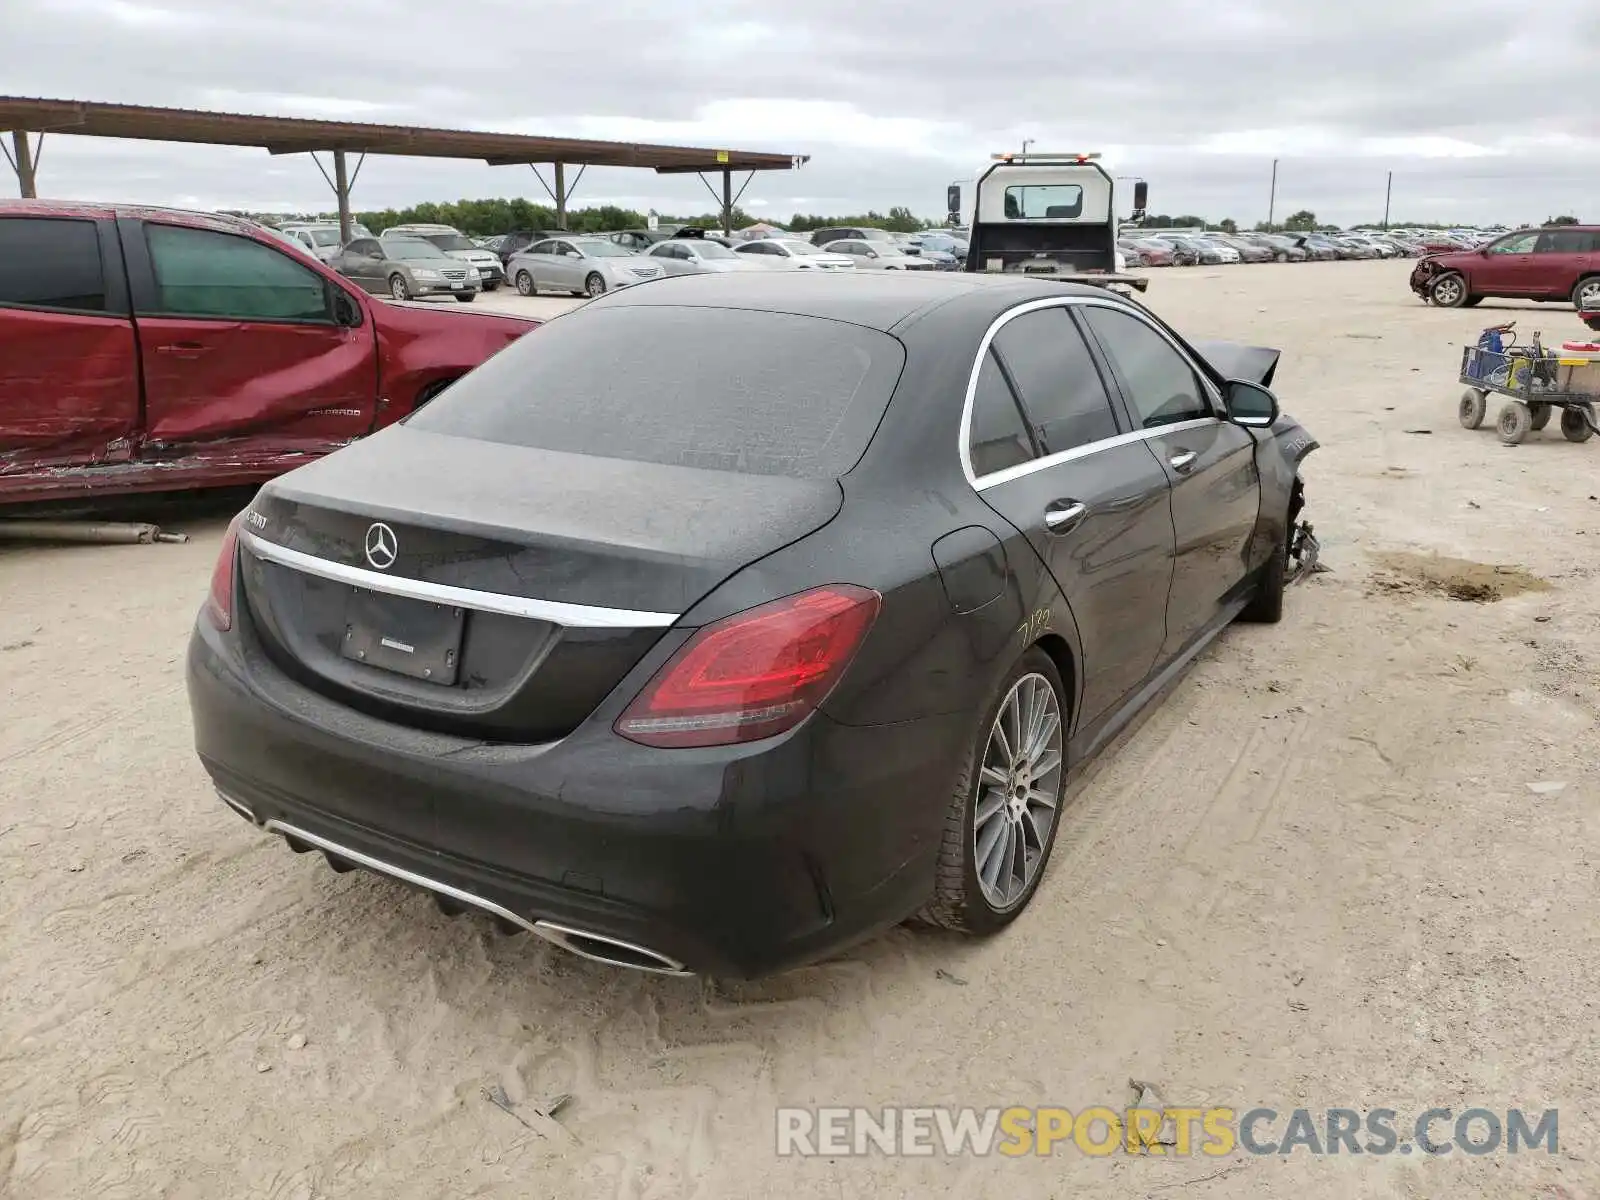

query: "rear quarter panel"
left=369, top=303, right=539, bottom=426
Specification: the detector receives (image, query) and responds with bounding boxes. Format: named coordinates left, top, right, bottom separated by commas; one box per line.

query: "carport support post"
left=333, top=150, right=353, bottom=244
left=554, top=161, right=567, bottom=230
left=721, top=167, right=732, bottom=237
left=10, top=132, right=37, bottom=199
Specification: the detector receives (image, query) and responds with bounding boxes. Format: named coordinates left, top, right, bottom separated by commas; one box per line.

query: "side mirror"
left=331, top=288, right=362, bottom=328
left=1225, top=379, right=1279, bottom=428
left=946, top=184, right=961, bottom=222
left=1132, top=181, right=1149, bottom=216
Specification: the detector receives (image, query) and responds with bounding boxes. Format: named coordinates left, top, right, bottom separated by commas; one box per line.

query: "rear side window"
left=143, top=225, right=330, bottom=321
left=967, top=348, right=1036, bottom=477
left=992, top=307, right=1120, bottom=452
left=1535, top=228, right=1595, bottom=254
left=0, top=217, right=106, bottom=311
left=407, top=305, right=906, bottom=479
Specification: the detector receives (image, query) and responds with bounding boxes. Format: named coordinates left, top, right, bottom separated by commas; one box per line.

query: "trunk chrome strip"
left=262, top=818, right=691, bottom=975
left=239, top=530, right=680, bottom=628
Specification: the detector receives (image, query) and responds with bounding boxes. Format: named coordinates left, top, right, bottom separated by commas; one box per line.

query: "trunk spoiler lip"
left=1191, top=339, right=1282, bottom=389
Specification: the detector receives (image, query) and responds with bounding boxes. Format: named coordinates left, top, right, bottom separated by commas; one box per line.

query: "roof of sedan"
left=588, top=271, right=1121, bottom=332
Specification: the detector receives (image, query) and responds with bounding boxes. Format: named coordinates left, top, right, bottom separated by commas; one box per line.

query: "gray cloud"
left=6, top=0, right=1594, bottom=225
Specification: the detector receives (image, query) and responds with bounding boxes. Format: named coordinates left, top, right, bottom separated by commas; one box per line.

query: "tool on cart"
left=1457, top=321, right=1599, bottom=445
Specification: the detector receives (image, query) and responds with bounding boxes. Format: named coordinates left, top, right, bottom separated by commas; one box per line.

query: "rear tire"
left=1562, top=404, right=1595, bottom=442
left=1430, top=273, right=1468, bottom=307
left=455, top=293, right=476, bottom=303
left=918, top=648, right=1068, bottom=936
left=1529, top=403, right=1552, bottom=431
left=1459, top=389, right=1487, bottom=430
left=1498, top=402, right=1532, bottom=445
left=514, top=270, right=535, bottom=296
left=388, top=274, right=410, bottom=301
left=1571, top=277, right=1600, bottom=310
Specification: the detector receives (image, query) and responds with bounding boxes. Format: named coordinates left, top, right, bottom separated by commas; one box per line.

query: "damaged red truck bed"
left=0, top=201, right=538, bottom=507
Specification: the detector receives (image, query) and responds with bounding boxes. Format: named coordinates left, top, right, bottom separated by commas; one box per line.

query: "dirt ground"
left=2, top=261, right=1597, bottom=1200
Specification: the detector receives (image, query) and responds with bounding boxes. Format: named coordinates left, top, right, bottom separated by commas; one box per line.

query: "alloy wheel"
left=972, top=672, right=1064, bottom=910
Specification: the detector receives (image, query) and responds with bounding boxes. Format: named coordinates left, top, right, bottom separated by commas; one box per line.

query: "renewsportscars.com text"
left=775, top=1106, right=1559, bottom=1158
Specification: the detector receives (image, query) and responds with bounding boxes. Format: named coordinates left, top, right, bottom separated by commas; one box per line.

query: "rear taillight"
left=615, top=585, right=881, bottom=749
left=203, top=516, right=243, bottom=631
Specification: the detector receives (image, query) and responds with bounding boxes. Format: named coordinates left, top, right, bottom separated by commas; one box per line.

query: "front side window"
left=1489, top=231, right=1539, bottom=255
left=530, top=240, right=558, bottom=255
left=143, top=224, right=329, bottom=321
left=1082, top=307, right=1212, bottom=429
left=0, top=217, right=107, bottom=311
left=967, top=347, right=1036, bottom=477
left=992, top=308, right=1121, bottom=453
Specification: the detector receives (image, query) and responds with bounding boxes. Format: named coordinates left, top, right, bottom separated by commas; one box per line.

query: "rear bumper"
left=186, top=616, right=960, bottom=978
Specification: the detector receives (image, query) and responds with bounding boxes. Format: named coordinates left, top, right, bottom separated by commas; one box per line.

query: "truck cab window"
left=0, top=217, right=107, bottom=312
left=144, top=225, right=330, bottom=322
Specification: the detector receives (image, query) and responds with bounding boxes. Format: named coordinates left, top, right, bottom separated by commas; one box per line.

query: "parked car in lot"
left=330, top=236, right=481, bottom=302
left=914, top=232, right=969, bottom=261
left=1294, top=235, right=1342, bottom=261
left=1117, top=241, right=1148, bottom=267
left=644, top=238, right=766, bottom=275
left=1166, top=236, right=1236, bottom=265
left=381, top=224, right=505, bottom=291
left=277, top=223, right=345, bottom=263
left=508, top=236, right=664, bottom=297
left=733, top=238, right=856, bottom=270
left=1210, top=235, right=1273, bottom=264
left=609, top=228, right=676, bottom=252
left=186, top=271, right=1319, bottom=978
left=1242, top=234, right=1307, bottom=262
left=810, top=226, right=896, bottom=247
left=821, top=240, right=937, bottom=269
left=491, top=228, right=558, bottom=268
left=1410, top=225, right=1600, bottom=309
left=1129, top=238, right=1179, bottom=267
left=0, top=201, right=535, bottom=507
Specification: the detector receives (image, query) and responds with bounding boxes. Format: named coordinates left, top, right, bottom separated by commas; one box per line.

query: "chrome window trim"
left=239, top=529, right=680, bottom=628
left=958, top=294, right=1227, bottom=490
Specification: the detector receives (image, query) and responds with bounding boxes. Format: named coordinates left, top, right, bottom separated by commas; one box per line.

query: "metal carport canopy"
left=0, top=96, right=807, bottom=237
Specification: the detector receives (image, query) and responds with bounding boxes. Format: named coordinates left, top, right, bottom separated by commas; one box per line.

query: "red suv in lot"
left=1410, top=225, right=1600, bottom=309
left=0, top=201, right=539, bottom=508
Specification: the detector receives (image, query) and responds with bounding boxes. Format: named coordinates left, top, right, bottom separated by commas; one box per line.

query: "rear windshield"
left=406, top=305, right=906, bottom=479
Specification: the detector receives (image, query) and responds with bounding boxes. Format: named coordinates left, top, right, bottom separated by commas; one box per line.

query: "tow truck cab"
left=948, top=152, right=1149, bottom=291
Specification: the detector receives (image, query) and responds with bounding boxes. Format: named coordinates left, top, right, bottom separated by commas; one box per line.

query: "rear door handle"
left=1169, top=450, right=1199, bottom=473
left=1044, top=500, right=1088, bottom=535
left=155, top=342, right=211, bottom=358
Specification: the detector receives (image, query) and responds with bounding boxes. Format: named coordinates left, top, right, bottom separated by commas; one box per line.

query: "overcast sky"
left=5, top=0, right=1595, bottom=226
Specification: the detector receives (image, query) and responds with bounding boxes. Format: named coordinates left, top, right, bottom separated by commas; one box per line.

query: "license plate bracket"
left=341, top=588, right=464, bottom=684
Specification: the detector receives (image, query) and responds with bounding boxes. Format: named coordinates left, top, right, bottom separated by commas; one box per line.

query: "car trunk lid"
left=238, top=425, right=844, bottom=742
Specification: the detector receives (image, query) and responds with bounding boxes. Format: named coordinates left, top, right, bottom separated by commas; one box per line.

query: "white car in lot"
left=734, top=238, right=856, bottom=270
left=821, top=240, right=937, bottom=270
left=645, top=238, right=768, bottom=275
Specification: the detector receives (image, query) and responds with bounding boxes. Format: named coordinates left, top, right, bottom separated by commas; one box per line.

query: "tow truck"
left=948, top=151, right=1149, bottom=293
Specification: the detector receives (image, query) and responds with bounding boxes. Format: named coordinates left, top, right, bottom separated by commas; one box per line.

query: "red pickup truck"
left=0, top=201, right=538, bottom=507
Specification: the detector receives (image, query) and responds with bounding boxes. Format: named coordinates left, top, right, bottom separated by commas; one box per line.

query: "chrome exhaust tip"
left=533, top=921, right=689, bottom=976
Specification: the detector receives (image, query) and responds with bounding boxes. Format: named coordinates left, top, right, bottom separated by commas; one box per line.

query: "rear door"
left=1532, top=227, right=1595, bottom=300
left=0, top=213, right=140, bottom=475
left=1080, top=303, right=1260, bottom=660
left=967, top=303, right=1176, bottom=726
left=121, top=218, right=377, bottom=457
left=338, top=238, right=385, bottom=291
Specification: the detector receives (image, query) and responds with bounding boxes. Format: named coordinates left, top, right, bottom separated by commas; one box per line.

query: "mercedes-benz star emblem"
left=364, top=522, right=398, bottom=570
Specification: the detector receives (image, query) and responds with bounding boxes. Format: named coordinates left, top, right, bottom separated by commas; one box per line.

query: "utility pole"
left=1383, top=171, right=1393, bottom=230
left=1267, top=158, right=1278, bottom=231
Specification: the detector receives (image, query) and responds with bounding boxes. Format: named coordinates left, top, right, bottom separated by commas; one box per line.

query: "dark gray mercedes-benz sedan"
left=187, top=272, right=1319, bottom=978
